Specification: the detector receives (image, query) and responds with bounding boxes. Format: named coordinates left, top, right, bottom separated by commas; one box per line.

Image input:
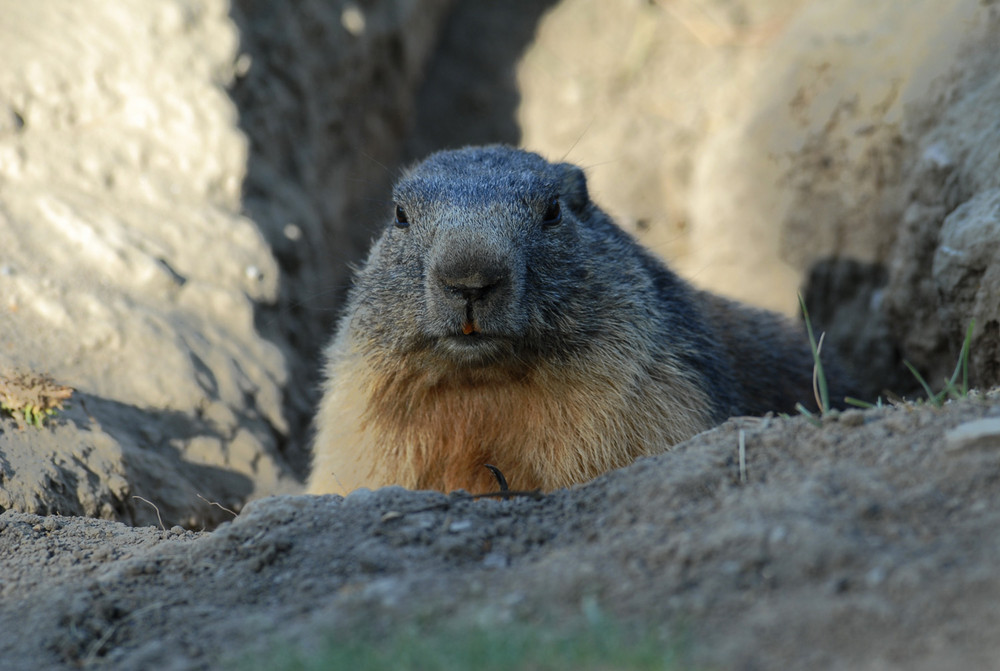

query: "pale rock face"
left=0, top=0, right=450, bottom=526
left=515, top=0, right=1000, bottom=392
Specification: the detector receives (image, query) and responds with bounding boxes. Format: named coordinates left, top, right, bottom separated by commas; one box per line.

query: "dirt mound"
left=3, top=396, right=1000, bottom=669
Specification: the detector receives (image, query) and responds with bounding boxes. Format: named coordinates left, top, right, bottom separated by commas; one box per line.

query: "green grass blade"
left=798, top=294, right=830, bottom=413
left=795, top=402, right=822, bottom=426
left=903, top=360, right=943, bottom=406
left=946, top=319, right=975, bottom=398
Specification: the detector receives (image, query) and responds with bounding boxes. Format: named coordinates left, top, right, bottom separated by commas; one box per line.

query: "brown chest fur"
left=307, top=344, right=714, bottom=495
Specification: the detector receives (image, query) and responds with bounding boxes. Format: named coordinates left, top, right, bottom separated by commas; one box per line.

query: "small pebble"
left=482, top=552, right=508, bottom=569
left=283, top=223, right=302, bottom=241
left=945, top=418, right=1000, bottom=452
left=341, top=5, right=365, bottom=35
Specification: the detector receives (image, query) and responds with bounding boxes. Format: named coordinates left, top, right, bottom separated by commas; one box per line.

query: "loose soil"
left=3, top=395, right=1000, bottom=669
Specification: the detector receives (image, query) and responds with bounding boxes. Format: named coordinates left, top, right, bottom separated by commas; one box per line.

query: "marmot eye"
left=394, top=205, right=410, bottom=229
left=542, top=198, right=562, bottom=227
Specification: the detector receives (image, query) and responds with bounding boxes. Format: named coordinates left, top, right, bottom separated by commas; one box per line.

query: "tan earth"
left=1, top=1, right=1000, bottom=669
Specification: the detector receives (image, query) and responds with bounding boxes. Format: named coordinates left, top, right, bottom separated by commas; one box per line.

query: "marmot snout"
left=426, top=226, right=521, bottom=344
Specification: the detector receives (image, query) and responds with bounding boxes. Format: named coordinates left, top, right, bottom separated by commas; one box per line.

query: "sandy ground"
left=4, top=395, right=1000, bottom=669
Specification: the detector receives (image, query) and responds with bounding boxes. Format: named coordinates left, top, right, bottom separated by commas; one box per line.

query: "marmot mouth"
left=436, top=332, right=513, bottom=365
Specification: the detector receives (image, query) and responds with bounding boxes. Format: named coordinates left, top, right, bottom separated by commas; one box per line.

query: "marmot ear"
left=558, top=163, right=589, bottom=213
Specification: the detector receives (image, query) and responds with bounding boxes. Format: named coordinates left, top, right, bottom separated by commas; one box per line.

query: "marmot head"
left=344, top=145, right=633, bottom=375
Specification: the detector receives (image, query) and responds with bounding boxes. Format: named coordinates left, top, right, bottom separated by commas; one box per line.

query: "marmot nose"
left=436, top=269, right=505, bottom=303
left=432, top=254, right=510, bottom=304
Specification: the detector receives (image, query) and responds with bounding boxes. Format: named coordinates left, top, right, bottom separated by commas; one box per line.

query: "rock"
left=945, top=417, right=1000, bottom=452
left=507, top=0, right=1000, bottom=397
left=0, top=0, right=451, bottom=527
left=882, top=12, right=1000, bottom=391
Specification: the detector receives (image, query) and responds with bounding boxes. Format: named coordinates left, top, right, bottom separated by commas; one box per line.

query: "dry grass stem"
left=738, top=429, right=747, bottom=484
left=196, top=493, right=238, bottom=518
left=812, top=332, right=825, bottom=411
left=132, top=496, right=165, bottom=531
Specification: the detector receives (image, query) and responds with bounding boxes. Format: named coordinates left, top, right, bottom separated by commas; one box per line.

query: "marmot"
left=307, top=145, right=854, bottom=495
